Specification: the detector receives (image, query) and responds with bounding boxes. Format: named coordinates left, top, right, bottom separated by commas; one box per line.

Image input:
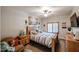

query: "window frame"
left=47, top=22, right=59, bottom=33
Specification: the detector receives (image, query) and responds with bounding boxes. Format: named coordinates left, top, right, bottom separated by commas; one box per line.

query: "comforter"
left=31, top=32, right=57, bottom=48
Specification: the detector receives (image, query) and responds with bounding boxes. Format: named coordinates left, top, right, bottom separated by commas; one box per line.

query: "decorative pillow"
left=13, top=37, right=19, bottom=46
left=8, top=37, right=19, bottom=47
left=36, top=29, right=42, bottom=33
left=1, top=42, right=15, bottom=52
left=31, top=31, right=37, bottom=35
left=1, top=42, right=10, bottom=51
left=8, top=39, right=16, bottom=47
left=36, top=30, right=39, bottom=32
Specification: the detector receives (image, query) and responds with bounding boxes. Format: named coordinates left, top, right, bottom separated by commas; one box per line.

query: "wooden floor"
left=24, top=39, right=66, bottom=52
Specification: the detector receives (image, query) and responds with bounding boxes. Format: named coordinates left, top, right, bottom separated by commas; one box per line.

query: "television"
left=70, top=13, right=79, bottom=27
left=77, top=16, right=79, bottom=27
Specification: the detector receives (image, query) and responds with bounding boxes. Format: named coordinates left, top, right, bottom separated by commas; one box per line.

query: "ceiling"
left=4, top=6, right=73, bottom=18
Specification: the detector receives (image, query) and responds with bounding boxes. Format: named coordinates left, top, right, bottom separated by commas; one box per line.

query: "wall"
left=41, top=15, right=71, bottom=39
left=1, top=7, right=28, bottom=39
left=27, top=16, right=42, bottom=33
left=0, top=7, right=1, bottom=41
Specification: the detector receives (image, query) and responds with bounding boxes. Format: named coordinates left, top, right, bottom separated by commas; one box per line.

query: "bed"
left=28, top=25, right=58, bottom=51
left=29, top=30, right=58, bottom=52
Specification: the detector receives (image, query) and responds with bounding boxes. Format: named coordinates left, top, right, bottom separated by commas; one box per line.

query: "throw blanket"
left=31, top=32, right=57, bottom=48
left=1, top=42, right=15, bottom=52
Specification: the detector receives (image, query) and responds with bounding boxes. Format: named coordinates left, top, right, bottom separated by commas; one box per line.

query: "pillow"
left=36, top=30, right=39, bottom=32
left=31, top=31, right=37, bottom=35
left=36, top=29, right=42, bottom=33
left=8, top=39, right=16, bottom=47
left=14, top=36, right=20, bottom=45
left=1, top=42, right=10, bottom=52
left=1, top=42, right=15, bottom=52
left=8, top=37, right=19, bottom=47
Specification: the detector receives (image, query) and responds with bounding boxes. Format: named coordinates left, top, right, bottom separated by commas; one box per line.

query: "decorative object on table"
left=62, top=22, right=66, bottom=28
left=68, top=27, right=71, bottom=31
left=67, top=27, right=72, bottom=34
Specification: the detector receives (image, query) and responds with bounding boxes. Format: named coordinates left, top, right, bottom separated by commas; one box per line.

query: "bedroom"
left=0, top=6, right=79, bottom=52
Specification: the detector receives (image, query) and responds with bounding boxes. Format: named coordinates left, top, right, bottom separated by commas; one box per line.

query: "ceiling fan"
left=41, top=7, right=52, bottom=17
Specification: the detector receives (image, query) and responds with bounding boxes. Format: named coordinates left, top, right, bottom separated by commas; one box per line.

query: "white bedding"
left=31, top=32, right=57, bottom=48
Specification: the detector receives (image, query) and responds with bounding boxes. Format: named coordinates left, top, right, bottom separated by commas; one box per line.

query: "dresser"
left=66, top=33, right=79, bottom=52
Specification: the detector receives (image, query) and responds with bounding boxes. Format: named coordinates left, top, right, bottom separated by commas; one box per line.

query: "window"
left=48, top=23, right=59, bottom=33
left=48, top=24, right=53, bottom=32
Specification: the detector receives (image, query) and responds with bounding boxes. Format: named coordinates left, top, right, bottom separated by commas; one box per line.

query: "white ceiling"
left=4, top=6, right=73, bottom=18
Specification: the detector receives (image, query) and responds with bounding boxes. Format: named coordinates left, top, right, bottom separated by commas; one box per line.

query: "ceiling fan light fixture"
left=44, top=14, right=48, bottom=17
left=41, top=7, right=52, bottom=17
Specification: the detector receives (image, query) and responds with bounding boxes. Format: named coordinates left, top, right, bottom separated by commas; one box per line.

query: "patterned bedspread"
left=31, top=32, right=57, bottom=48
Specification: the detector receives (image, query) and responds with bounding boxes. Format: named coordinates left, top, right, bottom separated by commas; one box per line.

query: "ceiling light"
left=44, top=14, right=48, bottom=17
left=41, top=7, right=52, bottom=17
left=43, top=10, right=51, bottom=17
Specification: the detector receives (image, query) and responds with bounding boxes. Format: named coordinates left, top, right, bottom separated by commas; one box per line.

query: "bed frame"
left=27, top=27, right=58, bottom=52
left=51, top=33, right=58, bottom=52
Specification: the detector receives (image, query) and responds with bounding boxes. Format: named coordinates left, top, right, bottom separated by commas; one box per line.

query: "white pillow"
left=31, top=31, right=37, bottom=35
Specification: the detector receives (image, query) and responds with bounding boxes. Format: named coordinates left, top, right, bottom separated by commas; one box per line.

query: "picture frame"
left=62, top=22, right=66, bottom=28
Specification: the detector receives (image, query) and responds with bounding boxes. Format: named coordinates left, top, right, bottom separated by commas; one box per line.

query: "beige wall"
left=1, top=7, right=28, bottom=39
left=41, top=15, right=71, bottom=39
left=0, top=7, right=1, bottom=41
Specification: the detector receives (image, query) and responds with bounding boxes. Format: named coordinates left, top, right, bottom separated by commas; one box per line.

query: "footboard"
left=51, top=33, right=58, bottom=52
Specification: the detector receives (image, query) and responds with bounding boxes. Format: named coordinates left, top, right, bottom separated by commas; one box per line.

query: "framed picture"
left=62, top=22, right=66, bottom=28
left=28, top=16, right=32, bottom=25
left=25, top=20, right=27, bottom=25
